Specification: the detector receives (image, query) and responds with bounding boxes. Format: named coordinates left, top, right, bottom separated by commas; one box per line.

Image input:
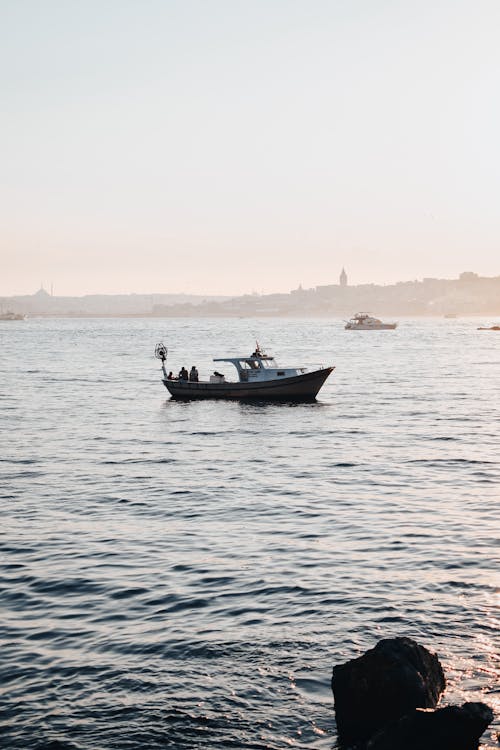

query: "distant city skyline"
left=4, top=270, right=500, bottom=319
left=2, top=0, right=500, bottom=296
left=3, top=263, right=500, bottom=299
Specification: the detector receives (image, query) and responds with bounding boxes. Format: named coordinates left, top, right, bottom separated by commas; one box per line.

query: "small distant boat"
left=155, top=343, right=334, bottom=401
left=0, top=311, right=26, bottom=321
left=345, top=313, right=397, bottom=330
left=477, top=325, right=500, bottom=331
left=444, top=313, right=457, bottom=319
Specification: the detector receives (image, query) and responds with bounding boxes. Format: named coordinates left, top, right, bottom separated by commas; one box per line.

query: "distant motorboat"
left=0, top=311, right=26, bottom=321
left=477, top=325, right=500, bottom=331
left=345, top=312, right=397, bottom=330
left=155, top=343, right=334, bottom=401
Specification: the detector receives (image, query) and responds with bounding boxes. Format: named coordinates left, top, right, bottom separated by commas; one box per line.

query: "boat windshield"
left=239, top=357, right=278, bottom=369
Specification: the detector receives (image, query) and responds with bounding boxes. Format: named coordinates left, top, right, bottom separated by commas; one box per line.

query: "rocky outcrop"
left=367, top=702, right=494, bottom=750
left=331, top=637, right=446, bottom=744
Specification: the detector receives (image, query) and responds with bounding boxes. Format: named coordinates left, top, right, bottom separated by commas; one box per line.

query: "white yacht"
left=345, top=313, right=397, bottom=330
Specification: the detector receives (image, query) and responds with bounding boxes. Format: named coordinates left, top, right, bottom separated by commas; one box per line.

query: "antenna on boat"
left=155, top=343, right=168, bottom=378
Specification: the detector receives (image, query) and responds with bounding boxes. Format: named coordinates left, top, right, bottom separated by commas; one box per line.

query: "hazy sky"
left=2, top=0, right=499, bottom=296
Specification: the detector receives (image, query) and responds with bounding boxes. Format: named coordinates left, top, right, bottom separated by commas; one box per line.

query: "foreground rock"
left=331, top=637, right=446, bottom=744
left=367, top=702, right=494, bottom=750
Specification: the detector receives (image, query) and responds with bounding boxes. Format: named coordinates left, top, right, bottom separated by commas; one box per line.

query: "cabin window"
left=277, top=371, right=285, bottom=376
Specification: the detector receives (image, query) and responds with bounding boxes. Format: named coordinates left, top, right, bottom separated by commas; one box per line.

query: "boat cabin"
left=213, top=349, right=306, bottom=383
left=352, top=313, right=380, bottom=324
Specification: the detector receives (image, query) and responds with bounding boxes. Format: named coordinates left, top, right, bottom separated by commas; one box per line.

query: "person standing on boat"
left=189, top=366, right=199, bottom=382
left=179, top=367, right=188, bottom=381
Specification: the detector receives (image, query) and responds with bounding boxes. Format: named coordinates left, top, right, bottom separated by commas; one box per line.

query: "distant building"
left=339, top=267, right=347, bottom=287
left=291, top=283, right=306, bottom=296
left=34, top=286, right=52, bottom=301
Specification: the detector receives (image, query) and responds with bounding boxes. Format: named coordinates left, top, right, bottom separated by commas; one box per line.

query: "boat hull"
left=345, top=324, right=397, bottom=330
left=163, top=367, right=334, bottom=401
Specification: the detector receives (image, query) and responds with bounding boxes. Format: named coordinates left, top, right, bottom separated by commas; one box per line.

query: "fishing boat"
left=345, top=312, right=397, bottom=330
left=155, top=343, right=334, bottom=401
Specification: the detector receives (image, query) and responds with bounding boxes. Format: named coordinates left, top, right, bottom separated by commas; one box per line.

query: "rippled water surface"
left=1, top=317, right=499, bottom=749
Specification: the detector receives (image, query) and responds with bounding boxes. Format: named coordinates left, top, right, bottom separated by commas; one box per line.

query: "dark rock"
left=331, top=637, right=446, bottom=744
left=367, top=702, right=494, bottom=750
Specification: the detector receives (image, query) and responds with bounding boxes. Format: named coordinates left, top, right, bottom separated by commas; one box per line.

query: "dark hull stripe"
left=163, top=367, right=334, bottom=401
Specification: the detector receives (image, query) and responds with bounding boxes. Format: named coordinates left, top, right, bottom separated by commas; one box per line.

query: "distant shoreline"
left=3, top=272, right=500, bottom=317
left=19, top=312, right=500, bottom=319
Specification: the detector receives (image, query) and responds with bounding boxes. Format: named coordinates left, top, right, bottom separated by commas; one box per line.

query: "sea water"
left=1, top=317, right=498, bottom=749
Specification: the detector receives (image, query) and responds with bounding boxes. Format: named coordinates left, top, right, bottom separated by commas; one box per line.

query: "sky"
left=1, top=0, right=500, bottom=296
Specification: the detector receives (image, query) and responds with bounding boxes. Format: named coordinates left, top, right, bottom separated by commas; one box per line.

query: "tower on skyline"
left=340, top=267, right=347, bottom=287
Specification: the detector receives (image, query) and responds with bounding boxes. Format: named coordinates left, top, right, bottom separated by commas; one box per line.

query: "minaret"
left=340, top=267, right=347, bottom=287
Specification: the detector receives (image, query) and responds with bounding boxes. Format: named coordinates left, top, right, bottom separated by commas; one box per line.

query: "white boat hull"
left=345, top=323, right=397, bottom=330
